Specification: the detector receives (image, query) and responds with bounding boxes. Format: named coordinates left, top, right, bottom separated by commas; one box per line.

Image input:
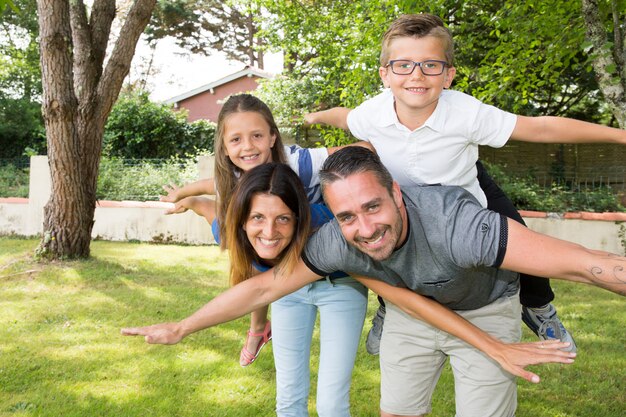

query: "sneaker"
left=366, top=306, right=386, bottom=355
left=521, top=304, right=577, bottom=353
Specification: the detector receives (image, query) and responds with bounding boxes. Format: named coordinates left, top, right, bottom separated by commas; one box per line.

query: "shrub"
left=96, top=155, right=202, bottom=201
left=0, top=163, right=29, bottom=197
left=0, top=96, right=46, bottom=158
left=482, top=161, right=625, bottom=212
left=103, top=90, right=215, bottom=159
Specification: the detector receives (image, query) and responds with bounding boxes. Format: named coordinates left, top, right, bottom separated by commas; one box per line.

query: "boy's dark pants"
left=476, top=160, right=555, bottom=307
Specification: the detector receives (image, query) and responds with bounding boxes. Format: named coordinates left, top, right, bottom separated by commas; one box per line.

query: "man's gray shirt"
left=302, top=185, right=519, bottom=310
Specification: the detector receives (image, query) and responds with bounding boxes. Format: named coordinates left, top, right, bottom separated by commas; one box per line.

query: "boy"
left=305, top=13, right=626, bottom=355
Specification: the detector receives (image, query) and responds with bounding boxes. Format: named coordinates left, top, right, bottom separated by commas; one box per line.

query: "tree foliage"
left=147, top=0, right=265, bottom=67
left=254, top=0, right=621, bottom=144
left=0, top=0, right=45, bottom=157
left=104, top=90, right=215, bottom=159
left=0, top=0, right=18, bottom=13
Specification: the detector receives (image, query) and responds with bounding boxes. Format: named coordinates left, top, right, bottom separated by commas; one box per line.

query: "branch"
left=96, top=0, right=156, bottom=126
left=69, top=0, right=95, bottom=101
left=37, top=0, right=77, bottom=115
left=581, top=0, right=626, bottom=120
left=89, top=0, right=116, bottom=73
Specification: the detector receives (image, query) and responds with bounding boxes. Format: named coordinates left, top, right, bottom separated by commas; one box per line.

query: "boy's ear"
left=443, top=66, right=456, bottom=88
left=379, top=66, right=390, bottom=88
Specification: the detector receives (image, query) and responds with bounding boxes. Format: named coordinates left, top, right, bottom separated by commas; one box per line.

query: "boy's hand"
left=303, top=112, right=319, bottom=126
left=159, top=183, right=181, bottom=203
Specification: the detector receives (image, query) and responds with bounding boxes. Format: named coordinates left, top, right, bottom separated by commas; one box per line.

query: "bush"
left=96, top=155, right=202, bottom=201
left=254, top=76, right=355, bottom=147
left=103, top=90, right=215, bottom=159
left=0, top=163, right=29, bottom=198
left=0, top=96, right=46, bottom=158
left=482, top=161, right=625, bottom=212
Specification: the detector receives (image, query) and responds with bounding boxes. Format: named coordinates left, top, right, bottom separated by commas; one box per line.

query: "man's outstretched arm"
left=355, top=276, right=575, bottom=384
left=503, top=219, right=626, bottom=296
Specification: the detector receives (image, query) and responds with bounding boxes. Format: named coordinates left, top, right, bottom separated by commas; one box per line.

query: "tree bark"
left=36, top=0, right=156, bottom=259
left=581, top=0, right=626, bottom=127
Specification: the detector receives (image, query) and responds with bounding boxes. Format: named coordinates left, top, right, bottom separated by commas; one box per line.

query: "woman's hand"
left=121, top=322, right=185, bottom=345
left=491, top=339, right=576, bottom=383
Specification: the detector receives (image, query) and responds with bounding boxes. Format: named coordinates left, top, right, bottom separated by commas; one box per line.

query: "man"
left=123, top=147, right=624, bottom=417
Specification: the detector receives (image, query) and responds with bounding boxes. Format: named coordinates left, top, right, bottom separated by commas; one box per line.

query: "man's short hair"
left=320, top=147, right=395, bottom=199
left=380, top=13, right=454, bottom=67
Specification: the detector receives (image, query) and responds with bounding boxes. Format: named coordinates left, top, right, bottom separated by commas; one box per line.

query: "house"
left=165, top=66, right=272, bottom=122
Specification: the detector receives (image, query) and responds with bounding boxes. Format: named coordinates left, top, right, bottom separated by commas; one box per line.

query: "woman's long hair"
left=214, top=94, right=287, bottom=249
left=224, top=163, right=311, bottom=286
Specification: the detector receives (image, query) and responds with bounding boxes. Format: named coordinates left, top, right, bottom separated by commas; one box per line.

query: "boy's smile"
left=379, top=36, right=456, bottom=130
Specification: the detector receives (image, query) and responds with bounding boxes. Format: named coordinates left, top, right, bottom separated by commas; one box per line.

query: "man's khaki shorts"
left=380, top=294, right=521, bottom=417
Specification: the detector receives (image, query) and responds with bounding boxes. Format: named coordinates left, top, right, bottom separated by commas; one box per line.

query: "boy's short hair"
left=380, top=13, right=454, bottom=67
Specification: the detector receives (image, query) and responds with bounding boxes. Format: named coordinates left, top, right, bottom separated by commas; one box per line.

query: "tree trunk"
left=581, top=0, right=626, bottom=128
left=36, top=0, right=156, bottom=259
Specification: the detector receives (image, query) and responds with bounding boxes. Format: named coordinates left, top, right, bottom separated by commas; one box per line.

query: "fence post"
left=25, top=155, right=51, bottom=236
left=198, top=155, right=215, bottom=180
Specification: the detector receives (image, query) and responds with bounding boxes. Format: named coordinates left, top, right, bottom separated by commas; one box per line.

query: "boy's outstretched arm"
left=160, top=178, right=216, bottom=203
left=511, top=116, right=626, bottom=145
left=355, top=276, right=575, bottom=384
left=304, top=107, right=352, bottom=130
left=503, top=219, right=626, bottom=296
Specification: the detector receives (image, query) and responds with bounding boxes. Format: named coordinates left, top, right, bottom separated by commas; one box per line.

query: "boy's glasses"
left=387, top=59, right=448, bottom=76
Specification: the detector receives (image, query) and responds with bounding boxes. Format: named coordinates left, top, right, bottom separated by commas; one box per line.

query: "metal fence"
left=1, top=156, right=624, bottom=207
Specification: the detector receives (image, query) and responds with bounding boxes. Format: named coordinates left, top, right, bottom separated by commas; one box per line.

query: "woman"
left=170, top=162, right=366, bottom=416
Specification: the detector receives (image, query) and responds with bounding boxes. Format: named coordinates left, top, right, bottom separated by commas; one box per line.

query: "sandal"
left=239, top=321, right=272, bottom=367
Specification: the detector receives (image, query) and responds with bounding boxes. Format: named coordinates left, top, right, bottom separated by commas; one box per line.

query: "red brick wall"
left=177, top=76, right=262, bottom=122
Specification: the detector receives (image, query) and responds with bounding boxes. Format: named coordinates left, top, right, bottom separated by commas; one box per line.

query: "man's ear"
left=391, top=181, right=403, bottom=207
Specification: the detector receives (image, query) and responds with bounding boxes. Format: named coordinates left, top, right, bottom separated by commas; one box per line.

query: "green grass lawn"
left=0, top=238, right=624, bottom=417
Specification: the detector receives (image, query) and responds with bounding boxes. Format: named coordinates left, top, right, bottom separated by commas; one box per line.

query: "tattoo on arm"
left=587, top=255, right=626, bottom=295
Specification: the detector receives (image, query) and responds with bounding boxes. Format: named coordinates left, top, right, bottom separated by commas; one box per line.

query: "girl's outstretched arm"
left=160, top=178, right=216, bottom=203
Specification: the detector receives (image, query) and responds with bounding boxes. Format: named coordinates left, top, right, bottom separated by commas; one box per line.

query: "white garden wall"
left=1, top=156, right=624, bottom=254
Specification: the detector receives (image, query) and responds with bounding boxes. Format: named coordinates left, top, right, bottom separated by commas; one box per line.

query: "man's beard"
left=352, top=207, right=403, bottom=261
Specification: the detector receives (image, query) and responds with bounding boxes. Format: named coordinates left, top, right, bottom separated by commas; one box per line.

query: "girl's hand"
left=164, top=200, right=189, bottom=215
left=159, top=183, right=181, bottom=203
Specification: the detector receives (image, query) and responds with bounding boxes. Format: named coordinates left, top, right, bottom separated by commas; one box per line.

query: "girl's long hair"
left=214, top=94, right=287, bottom=249
left=224, top=163, right=311, bottom=286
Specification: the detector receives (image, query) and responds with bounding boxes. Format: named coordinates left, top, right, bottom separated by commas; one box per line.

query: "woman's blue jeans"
left=271, top=276, right=367, bottom=417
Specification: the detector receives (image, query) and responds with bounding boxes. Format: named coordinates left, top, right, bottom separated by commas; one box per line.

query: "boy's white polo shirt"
left=347, top=89, right=517, bottom=207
